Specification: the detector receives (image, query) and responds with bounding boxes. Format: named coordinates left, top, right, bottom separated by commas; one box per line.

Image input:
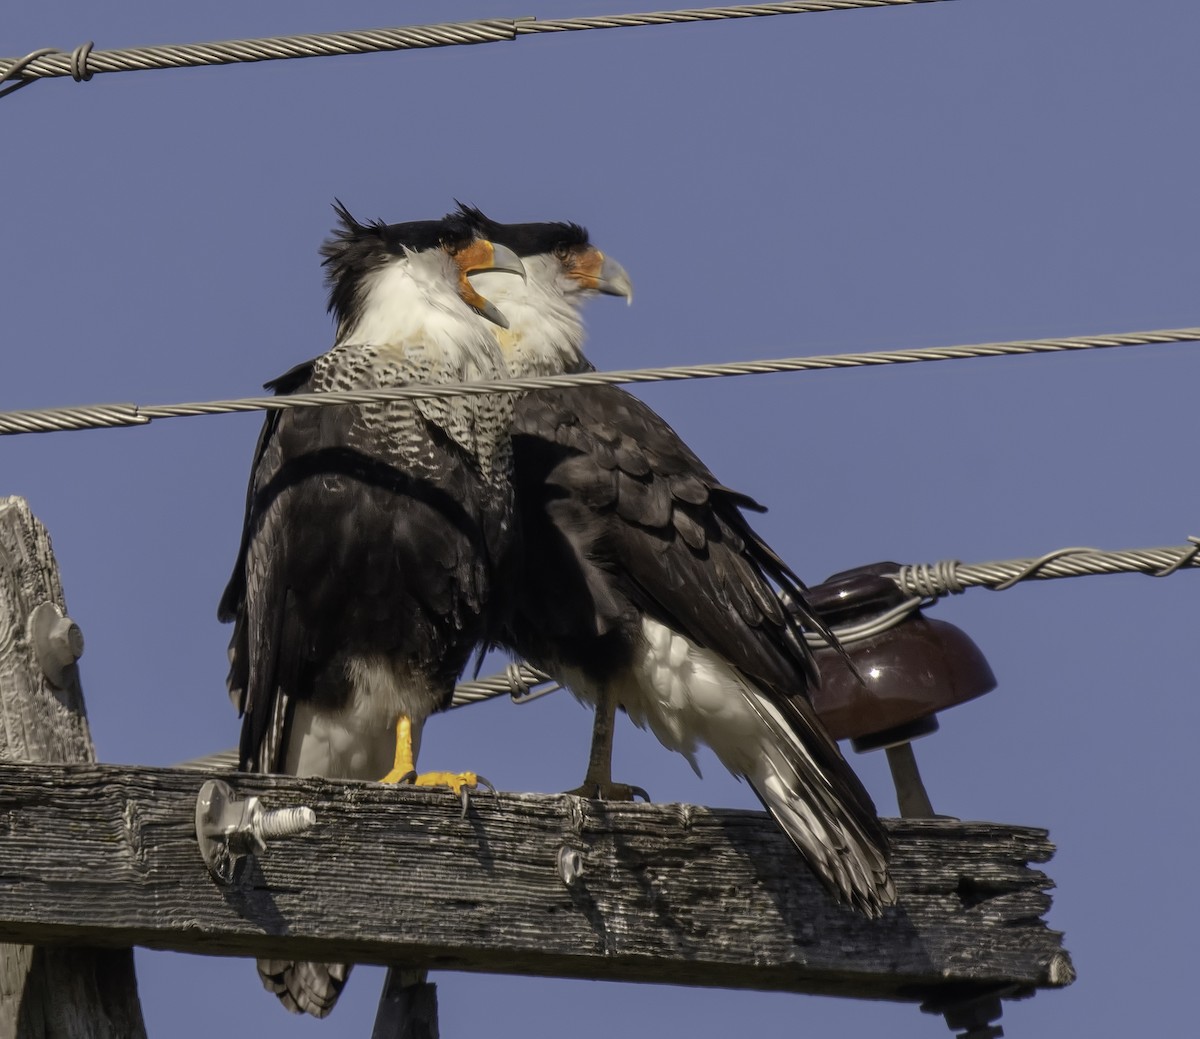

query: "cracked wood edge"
left=0, top=498, right=146, bottom=1039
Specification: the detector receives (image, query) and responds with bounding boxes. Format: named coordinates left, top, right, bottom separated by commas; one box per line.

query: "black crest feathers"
left=452, top=201, right=589, bottom=259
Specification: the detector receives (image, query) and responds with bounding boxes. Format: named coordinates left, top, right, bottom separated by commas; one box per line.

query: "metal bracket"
left=195, top=779, right=316, bottom=884
left=556, top=845, right=585, bottom=887
left=884, top=741, right=937, bottom=818
left=28, top=601, right=83, bottom=688
left=921, top=985, right=1023, bottom=1039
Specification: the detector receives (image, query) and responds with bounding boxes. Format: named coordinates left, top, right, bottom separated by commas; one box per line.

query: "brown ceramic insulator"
left=805, top=564, right=997, bottom=751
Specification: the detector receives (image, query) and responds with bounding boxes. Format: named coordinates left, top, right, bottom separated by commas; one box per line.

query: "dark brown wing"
left=218, top=358, right=318, bottom=628
left=218, top=359, right=317, bottom=766
left=506, top=384, right=890, bottom=872
left=509, top=384, right=824, bottom=690
left=223, top=360, right=510, bottom=773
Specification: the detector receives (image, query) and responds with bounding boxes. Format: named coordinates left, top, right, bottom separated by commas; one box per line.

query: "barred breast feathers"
left=326, top=248, right=515, bottom=475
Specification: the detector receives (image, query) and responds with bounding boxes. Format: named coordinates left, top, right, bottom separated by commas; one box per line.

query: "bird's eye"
left=553, top=244, right=572, bottom=263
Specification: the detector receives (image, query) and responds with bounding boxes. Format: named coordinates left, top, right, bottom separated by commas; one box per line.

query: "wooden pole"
left=372, top=970, right=438, bottom=1039
left=0, top=497, right=146, bottom=1039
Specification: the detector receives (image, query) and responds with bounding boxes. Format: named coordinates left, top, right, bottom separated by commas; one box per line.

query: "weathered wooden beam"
left=0, top=761, right=1073, bottom=1004
left=0, top=497, right=146, bottom=1039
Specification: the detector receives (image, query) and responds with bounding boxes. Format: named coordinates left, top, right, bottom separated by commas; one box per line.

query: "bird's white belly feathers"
left=566, top=617, right=782, bottom=779
left=283, top=656, right=434, bottom=781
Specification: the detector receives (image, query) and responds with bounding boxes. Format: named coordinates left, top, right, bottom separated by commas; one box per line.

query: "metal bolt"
left=28, top=602, right=84, bottom=688
left=195, top=778, right=317, bottom=885
left=557, top=845, right=584, bottom=887
left=256, top=805, right=317, bottom=843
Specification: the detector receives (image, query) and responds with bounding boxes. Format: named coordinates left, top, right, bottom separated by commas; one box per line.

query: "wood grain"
left=0, top=497, right=146, bottom=1039
left=0, top=761, right=1073, bottom=1003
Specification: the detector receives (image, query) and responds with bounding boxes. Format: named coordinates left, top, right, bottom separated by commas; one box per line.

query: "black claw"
left=474, top=774, right=496, bottom=796
left=459, top=785, right=470, bottom=819
left=396, top=770, right=418, bottom=786
left=563, top=779, right=650, bottom=802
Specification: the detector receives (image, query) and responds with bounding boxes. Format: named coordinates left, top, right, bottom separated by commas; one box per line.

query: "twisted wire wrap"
left=894, top=542, right=1200, bottom=597
left=0, top=1, right=951, bottom=96
left=450, top=664, right=557, bottom=709
left=898, top=557, right=965, bottom=597
left=69, top=42, right=95, bottom=82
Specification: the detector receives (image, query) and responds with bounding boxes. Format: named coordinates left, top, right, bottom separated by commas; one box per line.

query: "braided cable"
left=523, top=0, right=949, bottom=33
left=456, top=539, right=1200, bottom=708
left=1, top=2, right=952, bottom=97
left=895, top=541, right=1200, bottom=597
left=450, top=664, right=558, bottom=708
left=0, top=326, right=1194, bottom=438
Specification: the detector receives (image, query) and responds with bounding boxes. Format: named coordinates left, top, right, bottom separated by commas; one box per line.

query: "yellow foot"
left=566, top=779, right=650, bottom=802
left=380, top=769, right=495, bottom=817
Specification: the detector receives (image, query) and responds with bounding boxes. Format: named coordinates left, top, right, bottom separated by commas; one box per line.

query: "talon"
left=564, top=779, right=650, bottom=802
left=409, top=770, right=480, bottom=795
left=376, top=715, right=492, bottom=810
left=460, top=775, right=497, bottom=817
left=379, top=769, right=418, bottom=786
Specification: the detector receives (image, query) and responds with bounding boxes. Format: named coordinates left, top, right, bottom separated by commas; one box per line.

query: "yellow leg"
left=378, top=715, right=488, bottom=797
left=378, top=716, right=417, bottom=785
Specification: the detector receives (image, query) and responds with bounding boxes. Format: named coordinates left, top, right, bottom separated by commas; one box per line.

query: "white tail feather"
left=624, top=619, right=895, bottom=915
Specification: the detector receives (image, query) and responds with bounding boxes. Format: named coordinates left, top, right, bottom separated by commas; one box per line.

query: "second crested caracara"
left=459, top=204, right=895, bottom=916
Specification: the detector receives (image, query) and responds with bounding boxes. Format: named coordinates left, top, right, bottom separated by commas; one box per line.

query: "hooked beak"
left=453, top=240, right=526, bottom=328
left=481, top=242, right=526, bottom=280
left=571, top=249, right=634, bottom=304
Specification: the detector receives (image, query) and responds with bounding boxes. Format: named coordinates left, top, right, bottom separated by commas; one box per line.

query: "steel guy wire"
left=455, top=539, right=1200, bottom=709
left=1, top=1, right=954, bottom=99
left=173, top=538, right=1200, bottom=766
left=0, top=326, right=1195, bottom=438
left=894, top=539, right=1200, bottom=597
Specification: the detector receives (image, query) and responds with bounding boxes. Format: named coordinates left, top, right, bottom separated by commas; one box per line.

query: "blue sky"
left=3, top=1, right=1198, bottom=1034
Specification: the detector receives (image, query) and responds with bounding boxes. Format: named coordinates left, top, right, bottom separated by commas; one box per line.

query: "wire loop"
left=69, top=41, right=95, bottom=82
left=814, top=596, right=926, bottom=646
left=895, top=559, right=964, bottom=597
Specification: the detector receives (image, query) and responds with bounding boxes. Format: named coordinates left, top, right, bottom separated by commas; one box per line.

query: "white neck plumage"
left=471, top=254, right=590, bottom=378
left=337, top=250, right=486, bottom=361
